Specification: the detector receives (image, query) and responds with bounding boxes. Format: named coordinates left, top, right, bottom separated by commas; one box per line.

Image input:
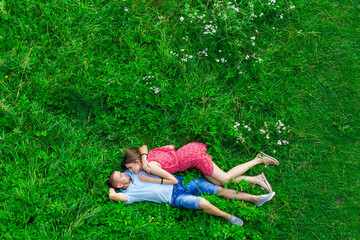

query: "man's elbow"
left=109, top=193, right=118, bottom=201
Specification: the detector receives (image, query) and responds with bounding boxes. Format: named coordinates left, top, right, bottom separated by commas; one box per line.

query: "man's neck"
left=121, top=178, right=133, bottom=190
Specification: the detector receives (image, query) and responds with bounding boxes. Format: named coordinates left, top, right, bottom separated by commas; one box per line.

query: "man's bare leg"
left=199, top=198, right=243, bottom=225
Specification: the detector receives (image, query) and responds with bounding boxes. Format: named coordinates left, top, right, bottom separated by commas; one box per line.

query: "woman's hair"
left=122, top=148, right=141, bottom=169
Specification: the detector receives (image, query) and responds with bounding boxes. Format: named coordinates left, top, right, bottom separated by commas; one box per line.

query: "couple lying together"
left=107, top=142, right=279, bottom=226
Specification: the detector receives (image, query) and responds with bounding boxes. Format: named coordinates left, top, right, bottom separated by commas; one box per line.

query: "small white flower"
left=260, top=129, right=266, bottom=134
left=272, top=27, right=275, bottom=29
left=280, top=14, right=283, bottom=19
left=252, top=42, right=256, bottom=46
left=282, top=140, right=289, bottom=145
left=245, top=55, right=250, bottom=60
left=158, top=16, right=164, bottom=20
left=259, top=13, right=264, bottom=17
left=266, top=134, right=270, bottom=139
left=244, top=125, right=249, bottom=129
left=277, top=140, right=282, bottom=145
left=180, top=16, right=184, bottom=21
left=219, top=50, right=222, bottom=52
left=180, top=49, right=184, bottom=52
left=290, top=5, right=295, bottom=9
left=248, top=128, right=252, bottom=131
left=234, top=122, right=240, bottom=128
left=0, top=136, right=3, bottom=140
left=216, top=59, right=220, bottom=62
left=251, top=36, right=256, bottom=40
left=124, top=7, right=129, bottom=12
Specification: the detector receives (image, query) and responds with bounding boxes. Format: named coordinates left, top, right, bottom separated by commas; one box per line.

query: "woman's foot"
left=257, top=152, right=280, bottom=167
left=257, top=173, right=273, bottom=192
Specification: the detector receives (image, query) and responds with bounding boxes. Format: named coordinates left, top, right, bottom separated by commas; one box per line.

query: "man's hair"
left=106, top=171, right=118, bottom=188
left=122, top=148, right=141, bottom=169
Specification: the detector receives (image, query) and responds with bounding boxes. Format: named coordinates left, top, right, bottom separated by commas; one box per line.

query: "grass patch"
left=0, top=0, right=358, bottom=239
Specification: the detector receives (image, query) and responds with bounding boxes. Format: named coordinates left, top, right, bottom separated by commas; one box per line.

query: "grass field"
left=0, top=0, right=359, bottom=239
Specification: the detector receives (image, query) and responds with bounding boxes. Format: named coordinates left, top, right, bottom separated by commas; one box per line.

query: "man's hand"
left=108, top=188, right=128, bottom=202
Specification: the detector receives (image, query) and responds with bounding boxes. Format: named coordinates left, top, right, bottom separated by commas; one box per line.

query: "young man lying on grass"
left=107, top=170, right=275, bottom=226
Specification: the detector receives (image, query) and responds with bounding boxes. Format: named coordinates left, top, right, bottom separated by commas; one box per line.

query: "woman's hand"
left=138, top=173, right=156, bottom=183
left=142, top=163, right=151, bottom=173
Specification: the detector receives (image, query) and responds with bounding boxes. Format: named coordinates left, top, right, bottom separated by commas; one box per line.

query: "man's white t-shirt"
left=120, top=170, right=173, bottom=204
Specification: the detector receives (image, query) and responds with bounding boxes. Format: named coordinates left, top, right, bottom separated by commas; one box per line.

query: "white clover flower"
left=124, top=7, right=129, bottom=12
left=180, top=16, right=184, bottom=21
left=251, top=36, right=256, bottom=40
left=277, top=140, right=282, bottom=145
left=290, top=5, right=295, bottom=9
left=280, top=14, right=283, bottom=19
left=158, top=16, right=164, bottom=20
left=0, top=136, right=3, bottom=140
left=150, top=86, right=161, bottom=94
left=245, top=55, right=250, bottom=60
left=252, top=42, right=256, bottom=46
left=266, top=134, right=270, bottom=139
left=216, top=59, right=219, bottom=62
left=260, top=129, right=266, bottom=134
left=277, top=120, right=285, bottom=127
left=248, top=128, right=252, bottom=131
left=259, top=13, right=264, bottom=17
left=180, top=49, right=184, bottom=52
left=234, top=122, right=240, bottom=128
left=244, top=125, right=249, bottom=129
left=282, top=140, right=289, bottom=145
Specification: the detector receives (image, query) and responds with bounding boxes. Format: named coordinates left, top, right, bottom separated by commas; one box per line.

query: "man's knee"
left=199, top=198, right=211, bottom=210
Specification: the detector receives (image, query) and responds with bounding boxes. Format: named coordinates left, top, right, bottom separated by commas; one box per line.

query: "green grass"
left=0, top=0, right=359, bottom=239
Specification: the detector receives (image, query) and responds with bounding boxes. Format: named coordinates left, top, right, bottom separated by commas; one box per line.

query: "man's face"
left=113, top=171, right=132, bottom=188
left=125, top=161, right=141, bottom=174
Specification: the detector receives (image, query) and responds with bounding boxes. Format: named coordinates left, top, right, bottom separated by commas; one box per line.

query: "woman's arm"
left=139, top=165, right=178, bottom=184
left=162, top=145, right=175, bottom=149
left=139, top=145, right=151, bottom=172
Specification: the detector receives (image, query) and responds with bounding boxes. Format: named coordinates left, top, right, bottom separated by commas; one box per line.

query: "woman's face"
left=125, top=161, right=142, bottom=174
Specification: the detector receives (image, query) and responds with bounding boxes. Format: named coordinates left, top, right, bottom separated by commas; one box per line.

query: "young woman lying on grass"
left=123, top=142, right=279, bottom=192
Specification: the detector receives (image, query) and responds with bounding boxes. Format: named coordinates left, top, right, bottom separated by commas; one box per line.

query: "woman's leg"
left=209, top=153, right=279, bottom=184
left=209, top=162, right=274, bottom=192
left=235, top=173, right=273, bottom=192
left=216, top=187, right=260, bottom=203
left=210, top=161, right=260, bottom=184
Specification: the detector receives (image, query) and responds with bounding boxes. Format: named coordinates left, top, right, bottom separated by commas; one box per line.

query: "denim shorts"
left=170, top=177, right=219, bottom=209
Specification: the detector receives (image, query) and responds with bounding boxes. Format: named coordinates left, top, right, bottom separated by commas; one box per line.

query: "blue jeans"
left=170, top=177, right=219, bottom=209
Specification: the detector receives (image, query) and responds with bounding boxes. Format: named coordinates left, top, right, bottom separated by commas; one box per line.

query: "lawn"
left=0, top=0, right=359, bottom=239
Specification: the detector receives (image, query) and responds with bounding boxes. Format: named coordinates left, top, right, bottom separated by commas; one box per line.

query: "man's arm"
left=108, top=188, right=128, bottom=203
